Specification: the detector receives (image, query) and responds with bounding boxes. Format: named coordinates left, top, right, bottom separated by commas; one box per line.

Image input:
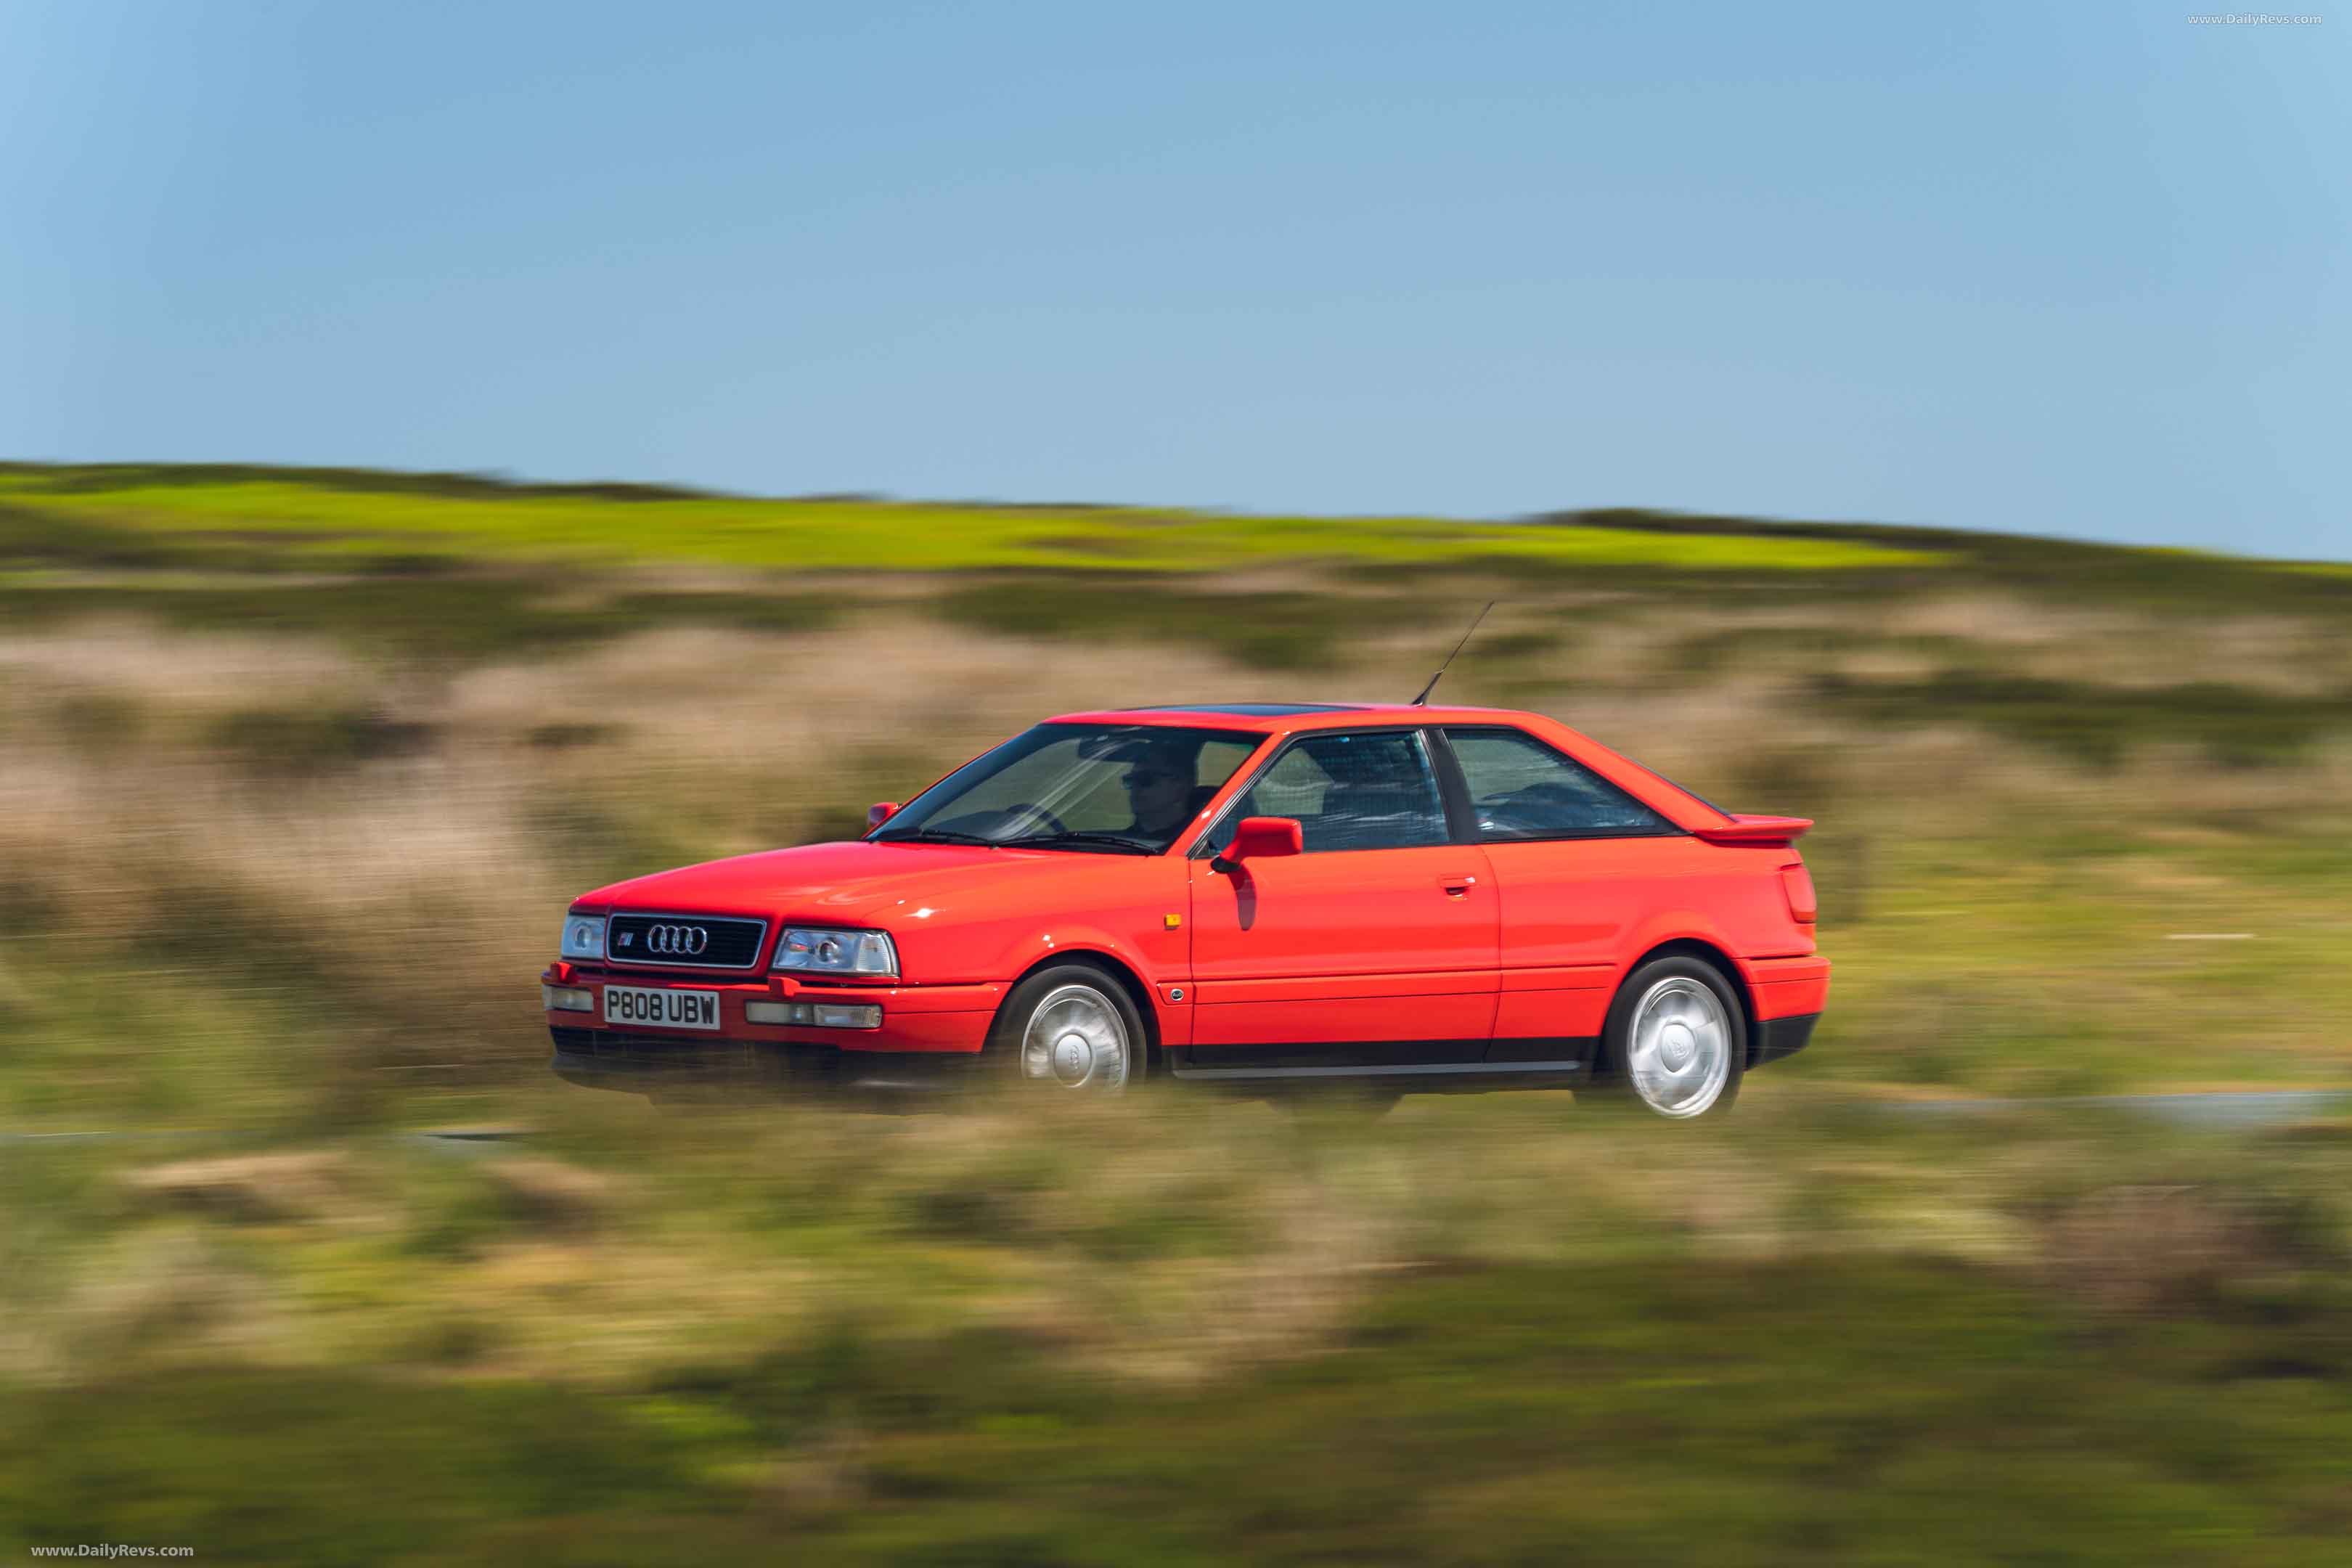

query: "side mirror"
left=1212, top=815, right=1303, bottom=873
left=867, top=801, right=901, bottom=829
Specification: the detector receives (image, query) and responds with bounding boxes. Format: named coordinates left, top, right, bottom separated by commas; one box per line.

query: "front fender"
left=952, top=920, right=1184, bottom=1050
left=898, top=910, right=1179, bottom=993
left=983, top=921, right=1166, bottom=989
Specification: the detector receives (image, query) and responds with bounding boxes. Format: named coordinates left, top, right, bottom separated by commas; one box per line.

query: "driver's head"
left=1119, top=740, right=1195, bottom=833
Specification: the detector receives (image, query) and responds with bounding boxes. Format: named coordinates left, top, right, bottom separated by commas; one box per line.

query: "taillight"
left=1779, top=862, right=1817, bottom=923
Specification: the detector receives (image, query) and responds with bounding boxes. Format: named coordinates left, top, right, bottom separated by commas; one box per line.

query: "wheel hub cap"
left=1050, top=1032, right=1093, bottom=1083
left=1018, top=984, right=1130, bottom=1092
left=1625, top=976, right=1730, bottom=1119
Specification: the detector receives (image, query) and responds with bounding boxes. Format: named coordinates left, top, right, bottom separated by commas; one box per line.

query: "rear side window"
left=1445, top=728, right=1673, bottom=841
left=1206, top=730, right=1450, bottom=853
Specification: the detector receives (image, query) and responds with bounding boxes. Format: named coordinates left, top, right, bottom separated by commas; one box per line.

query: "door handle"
left=1437, top=874, right=1478, bottom=897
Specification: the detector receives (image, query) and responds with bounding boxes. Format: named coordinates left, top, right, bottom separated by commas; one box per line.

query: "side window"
left=1207, top=731, right=1450, bottom=853
left=1445, top=728, right=1673, bottom=840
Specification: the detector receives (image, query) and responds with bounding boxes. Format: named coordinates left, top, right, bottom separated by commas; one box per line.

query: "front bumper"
left=540, top=965, right=1003, bottom=1092
left=550, top=1027, right=988, bottom=1093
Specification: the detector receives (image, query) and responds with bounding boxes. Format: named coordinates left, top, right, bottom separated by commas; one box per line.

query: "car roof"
left=1042, top=702, right=1531, bottom=734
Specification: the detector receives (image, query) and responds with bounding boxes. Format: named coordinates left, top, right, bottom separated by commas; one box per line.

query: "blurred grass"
left=4, top=1098, right=2352, bottom=1563
left=4, top=460, right=2351, bottom=1560
left=1815, top=669, right=2351, bottom=769
left=935, top=579, right=1449, bottom=670
left=0, top=471, right=2345, bottom=1127
left=0, top=574, right=840, bottom=664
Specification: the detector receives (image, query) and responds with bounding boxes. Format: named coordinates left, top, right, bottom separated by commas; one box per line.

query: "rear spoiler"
left=1691, top=814, right=1813, bottom=848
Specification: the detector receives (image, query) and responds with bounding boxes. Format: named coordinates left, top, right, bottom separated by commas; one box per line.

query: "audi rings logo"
left=645, top=923, right=710, bottom=957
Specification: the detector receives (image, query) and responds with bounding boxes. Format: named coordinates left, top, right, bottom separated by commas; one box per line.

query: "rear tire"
left=989, top=964, right=1146, bottom=1093
left=1591, top=955, right=1744, bottom=1119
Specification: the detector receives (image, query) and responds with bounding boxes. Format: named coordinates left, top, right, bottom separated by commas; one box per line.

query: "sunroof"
left=1121, top=703, right=1368, bottom=716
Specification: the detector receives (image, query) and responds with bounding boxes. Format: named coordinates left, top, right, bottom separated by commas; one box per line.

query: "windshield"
left=872, top=723, right=1264, bottom=854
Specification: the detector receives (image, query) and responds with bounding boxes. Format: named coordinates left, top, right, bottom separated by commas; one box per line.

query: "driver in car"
left=1114, top=739, right=1199, bottom=842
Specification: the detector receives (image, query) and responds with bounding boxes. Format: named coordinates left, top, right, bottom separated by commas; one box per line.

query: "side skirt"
left=1169, top=1040, right=1596, bottom=1094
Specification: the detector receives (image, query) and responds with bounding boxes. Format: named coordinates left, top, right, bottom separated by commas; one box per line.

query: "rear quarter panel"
left=1489, top=833, right=1816, bottom=1045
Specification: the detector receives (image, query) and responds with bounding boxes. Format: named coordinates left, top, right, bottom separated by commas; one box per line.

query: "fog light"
left=542, top=984, right=594, bottom=1012
left=746, top=1000, right=882, bottom=1029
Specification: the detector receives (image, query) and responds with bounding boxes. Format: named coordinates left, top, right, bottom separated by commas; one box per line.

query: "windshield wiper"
left=1000, top=831, right=1156, bottom=855
left=875, top=828, right=1000, bottom=846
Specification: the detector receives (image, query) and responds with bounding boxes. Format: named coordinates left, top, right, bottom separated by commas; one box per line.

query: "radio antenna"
left=1410, top=600, right=1495, bottom=706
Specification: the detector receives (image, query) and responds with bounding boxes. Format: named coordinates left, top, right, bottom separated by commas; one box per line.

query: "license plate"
left=603, top=985, right=722, bottom=1032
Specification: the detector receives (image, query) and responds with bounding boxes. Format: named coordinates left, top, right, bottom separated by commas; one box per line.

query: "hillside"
left=3, top=461, right=2349, bottom=1562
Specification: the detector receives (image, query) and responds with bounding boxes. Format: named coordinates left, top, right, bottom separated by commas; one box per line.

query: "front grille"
left=605, top=912, right=767, bottom=971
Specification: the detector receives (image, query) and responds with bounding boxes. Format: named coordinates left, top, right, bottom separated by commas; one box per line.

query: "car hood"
left=576, top=838, right=1133, bottom=926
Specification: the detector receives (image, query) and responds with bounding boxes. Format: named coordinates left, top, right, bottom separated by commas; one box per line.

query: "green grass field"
left=3, top=462, right=2349, bottom=1561
left=6, top=1097, right=2351, bottom=1564
left=0, top=462, right=1938, bottom=574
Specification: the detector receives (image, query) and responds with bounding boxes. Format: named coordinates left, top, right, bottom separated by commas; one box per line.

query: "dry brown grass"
left=479, top=1156, right=622, bottom=1235
left=444, top=617, right=1262, bottom=783
left=2, top=579, right=2347, bottom=1106
left=2037, top=1184, right=2314, bottom=1317
left=121, top=1150, right=375, bottom=1227
left=1878, top=592, right=2136, bottom=648
left=0, top=742, right=560, bottom=1007
left=0, top=630, right=2332, bottom=952
left=45, top=1230, right=290, bottom=1376
left=0, top=622, right=368, bottom=716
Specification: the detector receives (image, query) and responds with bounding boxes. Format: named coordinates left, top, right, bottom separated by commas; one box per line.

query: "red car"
left=542, top=703, right=1827, bottom=1118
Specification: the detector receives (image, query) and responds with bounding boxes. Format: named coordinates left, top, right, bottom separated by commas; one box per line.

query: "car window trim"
left=1466, top=824, right=1687, bottom=844
left=1440, top=724, right=1690, bottom=844
left=1185, top=724, right=1458, bottom=859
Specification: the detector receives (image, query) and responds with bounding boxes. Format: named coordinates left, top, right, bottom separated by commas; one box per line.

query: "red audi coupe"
left=542, top=703, right=1827, bottom=1118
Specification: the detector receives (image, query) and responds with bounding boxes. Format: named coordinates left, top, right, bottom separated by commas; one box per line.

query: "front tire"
left=992, top=964, right=1144, bottom=1093
left=1594, top=956, right=1744, bottom=1119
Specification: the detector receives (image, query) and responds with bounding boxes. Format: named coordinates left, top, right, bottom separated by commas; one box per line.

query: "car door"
left=1437, top=725, right=1686, bottom=1061
left=1185, top=727, right=1498, bottom=1066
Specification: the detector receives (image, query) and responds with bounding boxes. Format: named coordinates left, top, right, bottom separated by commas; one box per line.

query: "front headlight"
left=559, top=912, right=607, bottom=961
left=772, top=926, right=898, bottom=979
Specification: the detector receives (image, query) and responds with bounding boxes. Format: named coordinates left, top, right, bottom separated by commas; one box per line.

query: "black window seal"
left=1422, top=726, right=1482, bottom=846
left=1174, top=732, right=1283, bottom=859
left=1440, top=724, right=1690, bottom=845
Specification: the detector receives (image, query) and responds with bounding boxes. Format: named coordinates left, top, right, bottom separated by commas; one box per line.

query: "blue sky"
left=4, top=2, right=2343, bottom=558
